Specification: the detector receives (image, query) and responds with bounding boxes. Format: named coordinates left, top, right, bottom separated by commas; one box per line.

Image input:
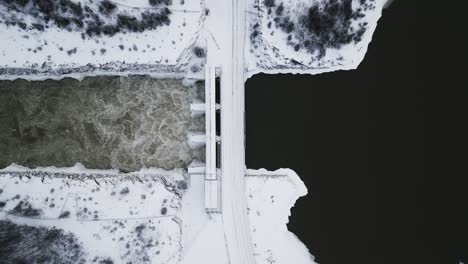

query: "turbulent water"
left=0, top=76, right=204, bottom=171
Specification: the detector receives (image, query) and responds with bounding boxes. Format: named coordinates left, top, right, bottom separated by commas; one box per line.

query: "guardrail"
left=204, top=65, right=222, bottom=212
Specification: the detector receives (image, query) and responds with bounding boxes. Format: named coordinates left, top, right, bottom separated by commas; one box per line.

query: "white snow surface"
left=0, top=0, right=388, bottom=80
left=245, top=0, right=387, bottom=78
left=0, top=166, right=186, bottom=264
left=0, top=0, right=205, bottom=79
left=180, top=168, right=315, bottom=264
left=246, top=168, right=316, bottom=264
left=179, top=174, right=230, bottom=264
left=0, top=167, right=314, bottom=264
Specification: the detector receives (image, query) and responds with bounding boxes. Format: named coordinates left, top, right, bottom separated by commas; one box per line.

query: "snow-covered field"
left=245, top=0, right=387, bottom=77
left=0, top=0, right=388, bottom=79
left=0, top=165, right=187, bottom=263
left=0, top=0, right=206, bottom=79
left=0, top=166, right=313, bottom=264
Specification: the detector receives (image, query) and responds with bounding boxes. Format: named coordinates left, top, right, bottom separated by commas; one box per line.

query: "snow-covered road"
left=205, top=0, right=256, bottom=263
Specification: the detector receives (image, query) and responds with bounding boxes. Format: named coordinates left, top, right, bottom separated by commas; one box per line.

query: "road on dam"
left=204, top=0, right=256, bottom=263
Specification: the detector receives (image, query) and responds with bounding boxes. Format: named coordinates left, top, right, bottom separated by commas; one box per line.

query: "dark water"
left=246, top=1, right=466, bottom=264
left=0, top=76, right=204, bottom=171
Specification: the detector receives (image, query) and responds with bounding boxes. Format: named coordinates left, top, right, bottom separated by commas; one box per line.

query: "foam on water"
left=0, top=76, right=204, bottom=171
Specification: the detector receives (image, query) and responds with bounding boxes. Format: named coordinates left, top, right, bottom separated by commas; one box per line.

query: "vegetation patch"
left=0, top=220, right=88, bottom=263
left=193, top=46, right=206, bottom=58
left=257, top=0, right=376, bottom=58
left=10, top=200, right=42, bottom=217
left=0, top=0, right=173, bottom=37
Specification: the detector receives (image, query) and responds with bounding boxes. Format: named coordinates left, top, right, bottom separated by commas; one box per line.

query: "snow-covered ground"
left=246, top=169, right=316, bottom=264
left=0, top=165, right=312, bottom=264
left=0, top=0, right=206, bottom=79
left=0, top=164, right=187, bottom=263
left=179, top=174, right=230, bottom=264
left=173, top=168, right=317, bottom=264
left=245, top=0, right=387, bottom=77
left=0, top=0, right=389, bottom=79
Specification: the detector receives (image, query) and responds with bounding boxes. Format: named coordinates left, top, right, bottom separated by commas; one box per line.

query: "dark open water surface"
left=246, top=1, right=466, bottom=264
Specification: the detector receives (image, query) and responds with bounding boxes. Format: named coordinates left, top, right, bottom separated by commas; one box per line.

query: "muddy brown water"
left=0, top=76, right=204, bottom=171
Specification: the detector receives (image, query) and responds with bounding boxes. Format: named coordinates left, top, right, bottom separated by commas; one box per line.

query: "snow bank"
left=246, top=168, right=316, bottom=264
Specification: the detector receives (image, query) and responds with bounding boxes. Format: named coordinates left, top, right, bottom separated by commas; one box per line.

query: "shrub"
left=59, top=211, right=70, bottom=218
left=33, top=0, right=54, bottom=17
left=101, top=24, right=119, bottom=36
left=84, top=5, right=93, bottom=13
left=53, top=15, right=71, bottom=28
left=160, top=207, right=167, bottom=215
left=9, top=0, right=30, bottom=7
left=275, top=2, right=284, bottom=16
left=91, top=13, right=104, bottom=26
left=193, top=46, right=206, bottom=58
left=117, top=14, right=143, bottom=32
left=141, top=10, right=170, bottom=29
left=120, top=187, right=130, bottom=195
left=99, top=258, right=114, bottom=264
left=66, top=47, right=77, bottom=55
left=58, top=0, right=83, bottom=16
left=11, top=201, right=42, bottom=217
left=17, top=21, right=27, bottom=29
left=263, top=0, right=275, bottom=8
left=279, top=17, right=294, bottom=33
left=85, top=22, right=102, bottom=36
left=177, top=180, right=187, bottom=190
left=76, top=19, right=85, bottom=28
left=99, top=0, right=117, bottom=15
left=250, top=29, right=259, bottom=40
left=69, top=1, right=83, bottom=16
left=191, top=64, right=201, bottom=73
left=149, top=0, right=172, bottom=7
